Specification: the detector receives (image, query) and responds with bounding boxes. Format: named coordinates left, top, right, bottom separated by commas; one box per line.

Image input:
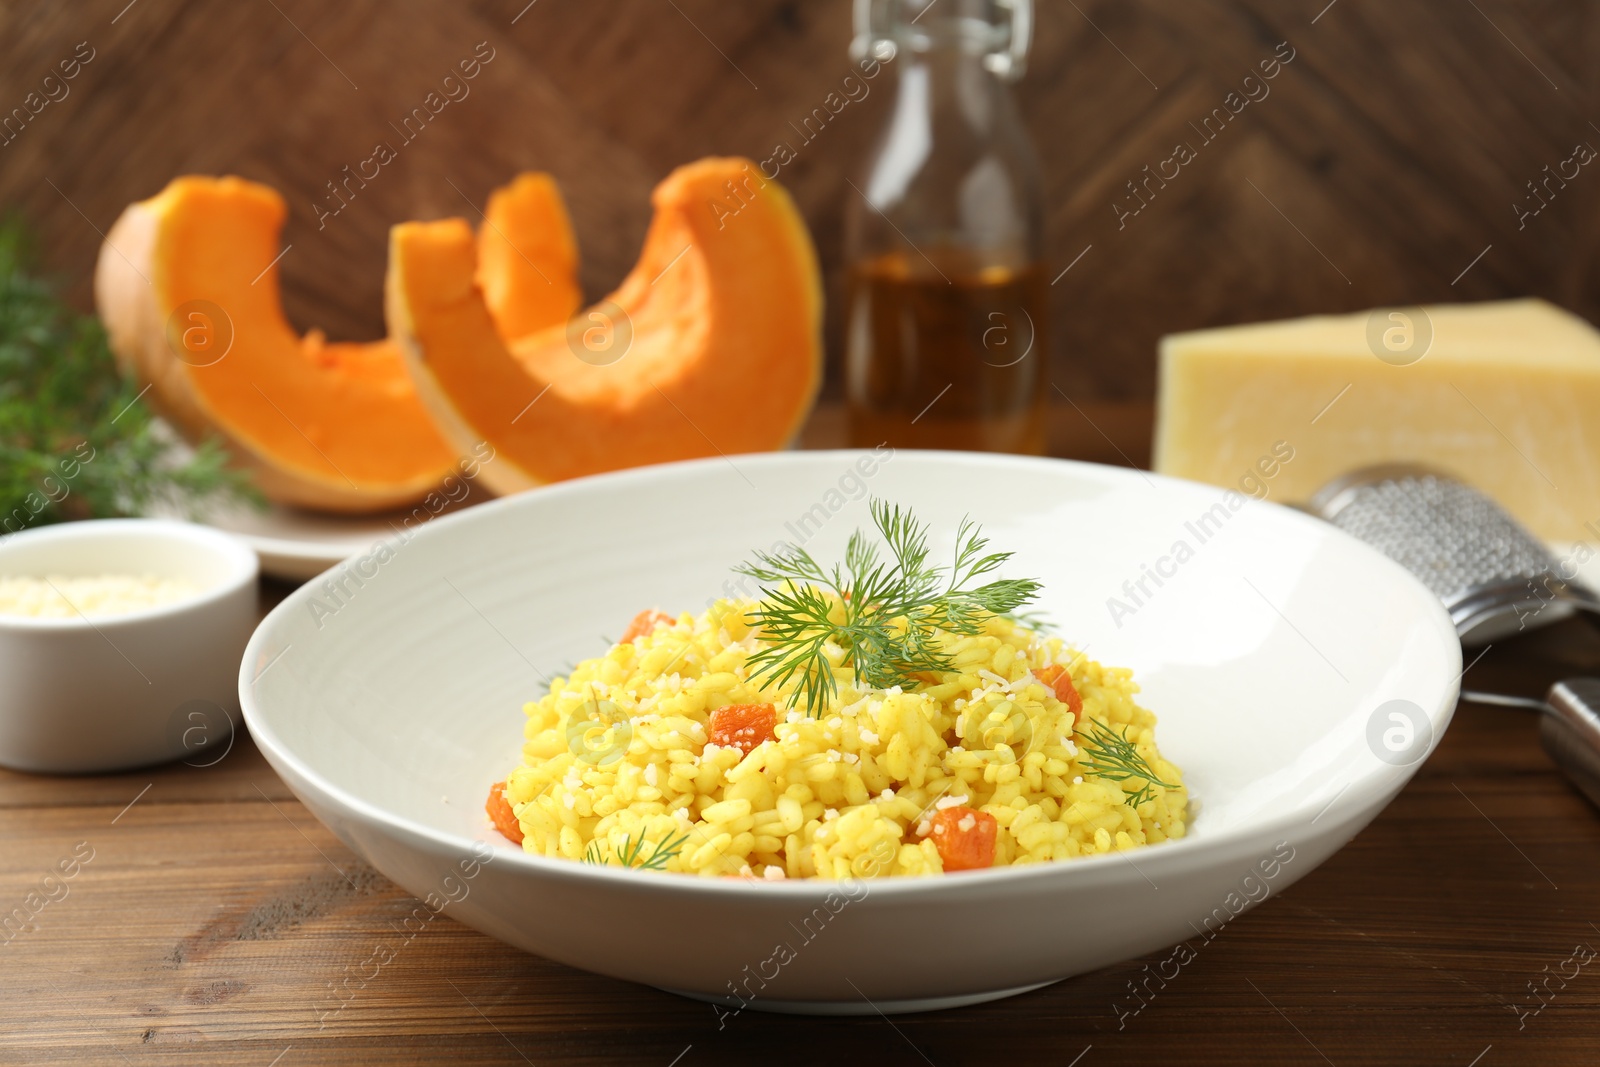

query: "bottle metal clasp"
left=850, top=0, right=1032, bottom=81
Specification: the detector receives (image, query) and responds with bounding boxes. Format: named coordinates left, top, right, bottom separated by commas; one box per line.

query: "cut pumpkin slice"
left=94, top=177, right=494, bottom=513
left=477, top=172, right=583, bottom=344
left=386, top=157, right=823, bottom=494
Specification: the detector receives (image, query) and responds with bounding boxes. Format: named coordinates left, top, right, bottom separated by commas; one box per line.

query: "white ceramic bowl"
left=241, top=452, right=1461, bottom=1013
left=0, top=518, right=258, bottom=773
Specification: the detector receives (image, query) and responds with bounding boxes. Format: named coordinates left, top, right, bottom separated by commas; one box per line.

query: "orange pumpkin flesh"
left=387, top=158, right=823, bottom=494
left=95, top=176, right=464, bottom=513
left=477, top=172, right=582, bottom=343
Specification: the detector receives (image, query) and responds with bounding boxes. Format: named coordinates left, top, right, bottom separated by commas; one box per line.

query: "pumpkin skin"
left=94, top=177, right=470, bottom=513
left=386, top=158, right=823, bottom=495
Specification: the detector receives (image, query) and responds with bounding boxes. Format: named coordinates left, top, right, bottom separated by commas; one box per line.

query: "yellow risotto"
left=493, top=598, right=1187, bottom=879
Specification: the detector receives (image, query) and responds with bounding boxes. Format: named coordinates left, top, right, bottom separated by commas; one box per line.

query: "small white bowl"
left=0, top=518, right=258, bottom=773
left=241, top=452, right=1461, bottom=1013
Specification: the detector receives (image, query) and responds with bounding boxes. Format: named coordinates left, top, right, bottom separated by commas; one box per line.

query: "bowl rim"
left=240, top=449, right=1463, bottom=900
left=0, top=516, right=259, bottom=631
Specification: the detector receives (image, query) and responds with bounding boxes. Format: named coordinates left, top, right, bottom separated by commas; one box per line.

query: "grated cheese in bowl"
left=0, top=574, right=203, bottom=619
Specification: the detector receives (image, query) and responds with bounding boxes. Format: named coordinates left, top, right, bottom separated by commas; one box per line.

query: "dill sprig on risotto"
left=1078, top=718, right=1179, bottom=809
left=583, top=831, right=690, bottom=870
left=735, top=500, right=1042, bottom=718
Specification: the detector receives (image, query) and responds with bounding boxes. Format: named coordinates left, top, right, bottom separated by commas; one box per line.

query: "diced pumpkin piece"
left=708, top=703, right=777, bottom=756
left=926, top=805, right=997, bottom=872
left=619, top=609, right=675, bottom=644
left=486, top=780, right=523, bottom=844
left=1035, top=664, right=1083, bottom=720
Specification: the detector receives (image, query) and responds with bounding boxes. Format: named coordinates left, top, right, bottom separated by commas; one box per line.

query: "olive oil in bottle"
left=845, top=251, right=1047, bottom=454
left=845, top=0, right=1046, bottom=454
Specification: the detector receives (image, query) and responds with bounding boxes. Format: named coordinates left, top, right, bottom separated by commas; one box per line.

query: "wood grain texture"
left=4, top=0, right=1598, bottom=416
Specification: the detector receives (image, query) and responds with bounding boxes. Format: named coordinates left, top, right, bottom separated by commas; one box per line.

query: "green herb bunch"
left=0, top=217, right=250, bottom=532
left=735, top=499, right=1042, bottom=717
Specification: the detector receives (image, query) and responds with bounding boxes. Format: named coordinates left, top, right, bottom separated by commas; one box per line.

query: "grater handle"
left=1542, top=679, right=1600, bottom=811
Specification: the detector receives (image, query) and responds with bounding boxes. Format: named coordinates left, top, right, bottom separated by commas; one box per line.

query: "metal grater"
left=1308, top=464, right=1600, bottom=646
left=1307, top=464, right=1600, bottom=810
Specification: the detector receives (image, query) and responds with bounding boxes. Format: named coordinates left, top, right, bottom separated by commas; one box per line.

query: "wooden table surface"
left=5, top=405, right=1600, bottom=1066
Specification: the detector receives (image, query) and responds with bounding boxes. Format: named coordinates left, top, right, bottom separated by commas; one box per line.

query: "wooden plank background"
left=2, top=0, right=1594, bottom=405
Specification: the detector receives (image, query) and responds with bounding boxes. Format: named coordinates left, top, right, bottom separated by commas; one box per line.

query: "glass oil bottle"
left=844, top=0, right=1047, bottom=454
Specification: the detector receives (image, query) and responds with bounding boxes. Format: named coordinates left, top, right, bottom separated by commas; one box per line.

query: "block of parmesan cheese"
left=1154, top=299, right=1600, bottom=542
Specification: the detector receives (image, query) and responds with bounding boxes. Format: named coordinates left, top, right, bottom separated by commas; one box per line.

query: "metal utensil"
left=1309, top=464, right=1600, bottom=645
left=1308, top=464, right=1600, bottom=808
left=1461, top=683, right=1600, bottom=810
